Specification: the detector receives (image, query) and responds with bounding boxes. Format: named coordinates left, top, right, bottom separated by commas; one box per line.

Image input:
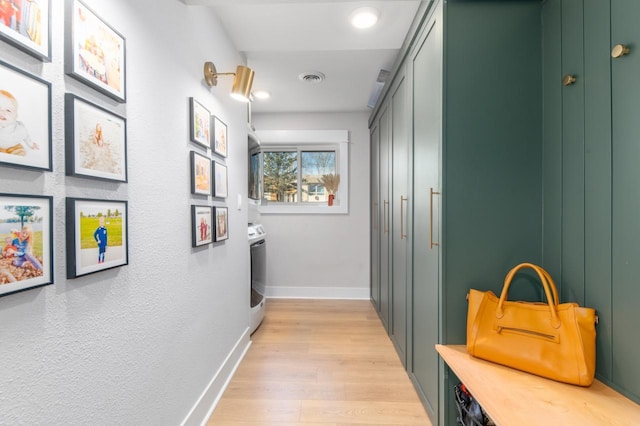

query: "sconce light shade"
left=230, top=65, right=255, bottom=103
left=203, top=61, right=255, bottom=103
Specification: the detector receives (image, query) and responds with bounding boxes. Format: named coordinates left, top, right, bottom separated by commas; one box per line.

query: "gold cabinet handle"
left=430, top=188, right=440, bottom=249
left=562, top=74, right=577, bottom=86
left=383, top=200, right=389, bottom=234
left=400, top=196, right=408, bottom=239
left=612, top=44, right=630, bottom=58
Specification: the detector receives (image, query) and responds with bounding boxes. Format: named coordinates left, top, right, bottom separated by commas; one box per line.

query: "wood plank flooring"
left=206, top=299, right=431, bottom=425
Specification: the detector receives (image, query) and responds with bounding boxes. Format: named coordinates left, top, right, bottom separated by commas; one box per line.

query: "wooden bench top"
left=435, top=344, right=640, bottom=426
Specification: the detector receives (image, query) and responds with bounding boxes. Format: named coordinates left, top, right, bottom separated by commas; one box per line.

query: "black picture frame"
left=65, top=93, right=127, bottom=182
left=213, top=115, right=227, bottom=157
left=65, top=0, right=126, bottom=102
left=191, top=205, right=213, bottom=247
left=190, top=151, right=212, bottom=196
left=0, top=59, right=52, bottom=171
left=213, top=161, right=227, bottom=198
left=66, top=197, right=128, bottom=279
left=0, top=193, right=53, bottom=296
left=0, top=0, right=51, bottom=61
left=189, top=97, right=211, bottom=149
left=214, top=206, right=228, bottom=242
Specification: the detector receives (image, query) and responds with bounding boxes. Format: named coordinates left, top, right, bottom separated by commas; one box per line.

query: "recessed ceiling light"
left=253, top=90, right=271, bottom=100
left=350, top=7, right=380, bottom=29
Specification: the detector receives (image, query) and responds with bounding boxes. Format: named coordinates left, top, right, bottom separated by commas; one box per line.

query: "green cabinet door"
left=379, top=106, right=391, bottom=331
left=410, top=3, right=442, bottom=423
left=370, top=124, right=381, bottom=311
left=391, top=75, right=410, bottom=366
left=611, top=0, right=640, bottom=403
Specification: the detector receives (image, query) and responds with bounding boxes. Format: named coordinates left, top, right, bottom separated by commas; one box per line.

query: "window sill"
left=259, top=203, right=348, bottom=215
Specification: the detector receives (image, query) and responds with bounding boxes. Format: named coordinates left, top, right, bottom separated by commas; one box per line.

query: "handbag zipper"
left=497, top=326, right=557, bottom=341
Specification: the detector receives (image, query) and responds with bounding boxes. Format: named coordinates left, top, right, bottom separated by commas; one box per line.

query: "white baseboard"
left=265, top=286, right=370, bottom=300
left=180, top=327, right=252, bottom=426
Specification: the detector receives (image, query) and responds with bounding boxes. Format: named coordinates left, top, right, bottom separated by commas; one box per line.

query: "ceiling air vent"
left=298, top=71, right=325, bottom=84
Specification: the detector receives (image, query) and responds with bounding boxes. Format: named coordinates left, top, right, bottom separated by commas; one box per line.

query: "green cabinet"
left=370, top=123, right=380, bottom=311
left=370, top=1, right=543, bottom=424
left=391, top=73, right=410, bottom=366
left=378, top=106, right=391, bottom=331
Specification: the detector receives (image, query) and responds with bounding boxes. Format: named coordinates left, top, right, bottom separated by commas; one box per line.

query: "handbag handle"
left=496, top=263, right=561, bottom=329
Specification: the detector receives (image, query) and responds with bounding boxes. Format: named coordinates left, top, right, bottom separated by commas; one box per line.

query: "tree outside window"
left=263, top=151, right=298, bottom=202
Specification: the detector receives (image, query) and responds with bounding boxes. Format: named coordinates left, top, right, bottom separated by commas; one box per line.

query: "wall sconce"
left=203, top=61, right=255, bottom=103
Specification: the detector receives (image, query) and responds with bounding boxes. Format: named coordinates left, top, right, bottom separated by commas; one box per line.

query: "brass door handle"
left=562, top=74, right=577, bottom=86
left=612, top=44, right=630, bottom=58
left=430, top=188, right=440, bottom=249
left=400, top=196, right=408, bottom=239
left=383, top=200, right=389, bottom=234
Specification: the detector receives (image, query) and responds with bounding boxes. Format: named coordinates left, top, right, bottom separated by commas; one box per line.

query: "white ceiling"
left=181, top=0, right=422, bottom=113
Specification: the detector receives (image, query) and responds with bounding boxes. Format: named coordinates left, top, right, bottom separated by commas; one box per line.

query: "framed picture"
left=189, top=97, right=211, bottom=149
left=65, top=93, right=127, bottom=182
left=66, top=197, right=128, bottom=279
left=214, top=206, right=228, bottom=242
left=0, top=0, right=51, bottom=61
left=213, top=116, right=227, bottom=157
left=0, top=193, right=53, bottom=296
left=190, top=151, right=211, bottom=195
left=213, top=161, right=227, bottom=198
left=0, top=60, right=51, bottom=171
left=65, top=0, right=126, bottom=102
left=191, top=205, right=213, bottom=247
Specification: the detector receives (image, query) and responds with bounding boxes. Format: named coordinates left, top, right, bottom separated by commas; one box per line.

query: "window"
left=255, top=130, right=349, bottom=214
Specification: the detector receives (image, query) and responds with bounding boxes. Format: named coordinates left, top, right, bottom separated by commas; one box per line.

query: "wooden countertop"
left=435, top=344, right=640, bottom=426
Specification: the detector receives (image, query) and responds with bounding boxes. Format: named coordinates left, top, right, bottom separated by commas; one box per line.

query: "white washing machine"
left=248, top=223, right=266, bottom=334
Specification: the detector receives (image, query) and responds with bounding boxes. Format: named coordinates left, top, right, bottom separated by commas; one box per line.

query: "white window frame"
left=255, top=130, right=349, bottom=215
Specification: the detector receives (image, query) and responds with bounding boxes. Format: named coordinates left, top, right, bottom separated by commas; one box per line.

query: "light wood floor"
left=206, top=298, right=431, bottom=425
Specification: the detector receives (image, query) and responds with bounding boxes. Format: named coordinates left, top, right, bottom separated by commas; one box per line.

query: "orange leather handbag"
left=466, top=263, right=597, bottom=386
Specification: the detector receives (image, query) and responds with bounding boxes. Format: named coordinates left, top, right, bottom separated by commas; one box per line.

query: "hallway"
left=207, top=299, right=431, bottom=425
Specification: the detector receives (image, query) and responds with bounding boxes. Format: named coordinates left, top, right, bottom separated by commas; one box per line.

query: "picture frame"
left=66, top=197, right=128, bottom=279
left=65, top=0, right=126, bottom=102
left=0, top=60, right=52, bottom=171
left=213, top=116, right=227, bottom=157
left=0, top=193, right=53, bottom=296
left=189, top=97, right=211, bottom=149
left=214, top=206, right=228, bottom=242
left=0, top=0, right=51, bottom=61
left=190, top=151, right=211, bottom=196
left=213, top=161, right=228, bottom=198
left=65, top=93, right=127, bottom=182
left=191, top=205, right=213, bottom=247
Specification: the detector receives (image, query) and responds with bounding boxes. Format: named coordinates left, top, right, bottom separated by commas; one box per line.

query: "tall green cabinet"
left=369, top=0, right=544, bottom=424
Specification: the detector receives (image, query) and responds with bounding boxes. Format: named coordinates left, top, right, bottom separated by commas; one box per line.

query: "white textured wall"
left=0, top=1, right=250, bottom=424
left=251, top=112, right=371, bottom=299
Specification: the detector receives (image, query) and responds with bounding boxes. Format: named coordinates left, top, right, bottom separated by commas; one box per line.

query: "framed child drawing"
left=66, top=197, right=128, bottom=279
left=189, top=97, right=211, bottom=149
left=0, top=60, right=52, bottom=171
left=0, top=0, right=51, bottom=61
left=65, top=0, right=126, bottom=102
left=213, top=161, right=227, bottom=198
left=214, top=206, right=228, bottom=242
left=0, top=193, right=53, bottom=297
left=213, top=116, right=227, bottom=157
left=65, top=93, right=127, bottom=182
left=191, top=205, right=213, bottom=247
left=190, top=151, right=211, bottom=196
